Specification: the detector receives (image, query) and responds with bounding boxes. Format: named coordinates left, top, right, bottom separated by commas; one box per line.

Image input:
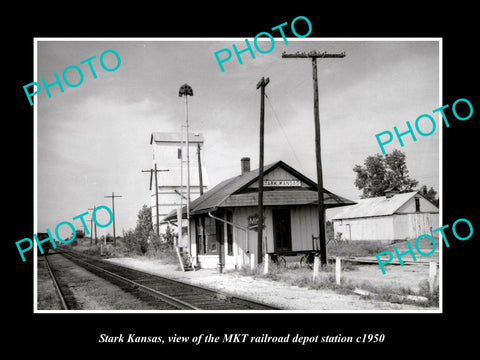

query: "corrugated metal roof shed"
left=331, top=191, right=418, bottom=220
left=150, top=132, right=204, bottom=144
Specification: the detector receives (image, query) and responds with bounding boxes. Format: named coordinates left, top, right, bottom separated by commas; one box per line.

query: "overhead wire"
left=264, top=91, right=306, bottom=174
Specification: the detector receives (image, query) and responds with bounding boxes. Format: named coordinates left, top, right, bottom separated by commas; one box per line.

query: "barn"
left=162, top=158, right=355, bottom=270
left=331, top=189, right=439, bottom=241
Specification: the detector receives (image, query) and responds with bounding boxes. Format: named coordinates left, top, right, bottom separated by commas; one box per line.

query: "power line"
left=264, top=92, right=305, bottom=174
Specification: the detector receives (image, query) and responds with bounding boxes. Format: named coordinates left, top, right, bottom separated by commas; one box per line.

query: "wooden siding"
left=393, top=213, right=439, bottom=240
left=233, top=205, right=319, bottom=256
left=290, top=205, right=320, bottom=251
left=333, top=212, right=439, bottom=241
left=231, top=207, right=273, bottom=265
left=190, top=204, right=339, bottom=268
left=333, top=216, right=394, bottom=241
left=396, top=195, right=439, bottom=214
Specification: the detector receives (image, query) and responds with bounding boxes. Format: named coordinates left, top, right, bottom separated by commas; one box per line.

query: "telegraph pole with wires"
left=88, top=206, right=96, bottom=246
left=103, top=192, right=122, bottom=251
left=141, top=165, right=170, bottom=235
left=256, top=76, right=269, bottom=265
left=282, top=50, right=346, bottom=267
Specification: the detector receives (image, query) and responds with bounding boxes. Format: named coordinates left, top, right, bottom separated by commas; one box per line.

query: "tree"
left=353, top=149, right=418, bottom=198
left=134, top=204, right=153, bottom=254
left=419, top=185, right=439, bottom=207
left=122, top=204, right=154, bottom=254
left=162, top=224, right=175, bottom=248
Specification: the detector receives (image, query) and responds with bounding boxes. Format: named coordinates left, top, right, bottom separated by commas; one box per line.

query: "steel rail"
left=43, top=254, right=69, bottom=310
left=58, top=248, right=280, bottom=310
left=59, top=250, right=199, bottom=310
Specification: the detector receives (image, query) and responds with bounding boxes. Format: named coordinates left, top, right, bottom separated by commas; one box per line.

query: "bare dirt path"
left=106, top=256, right=437, bottom=311
left=37, top=253, right=164, bottom=310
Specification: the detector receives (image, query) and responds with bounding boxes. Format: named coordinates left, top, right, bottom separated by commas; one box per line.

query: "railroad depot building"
left=331, top=189, right=439, bottom=241
left=163, top=158, right=355, bottom=270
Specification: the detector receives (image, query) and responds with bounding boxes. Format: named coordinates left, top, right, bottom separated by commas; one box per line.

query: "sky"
left=36, top=38, right=440, bottom=238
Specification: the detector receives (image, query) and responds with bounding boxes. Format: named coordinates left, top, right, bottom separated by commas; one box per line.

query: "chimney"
left=241, top=157, right=251, bottom=175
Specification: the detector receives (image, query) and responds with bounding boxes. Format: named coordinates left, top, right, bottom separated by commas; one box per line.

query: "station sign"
left=263, top=179, right=301, bottom=187
left=248, top=214, right=265, bottom=231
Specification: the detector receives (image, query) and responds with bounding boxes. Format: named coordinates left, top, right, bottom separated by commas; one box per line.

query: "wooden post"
left=88, top=206, right=97, bottom=245
left=197, top=143, right=204, bottom=196
left=312, top=57, right=327, bottom=267
left=264, top=253, right=269, bottom=274
left=256, top=77, right=269, bottom=265
left=89, top=217, right=93, bottom=246
left=429, top=261, right=437, bottom=294
left=176, top=246, right=185, bottom=272
left=250, top=253, right=256, bottom=271
left=154, top=163, right=160, bottom=235
left=313, top=254, right=320, bottom=280
left=335, top=257, right=341, bottom=285
left=282, top=51, right=345, bottom=267
left=104, top=192, right=122, bottom=251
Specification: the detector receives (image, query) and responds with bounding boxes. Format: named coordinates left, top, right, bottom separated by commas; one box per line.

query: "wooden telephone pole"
left=88, top=205, right=97, bottom=245
left=282, top=50, right=346, bottom=266
left=256, top=76, right=270, bottom=265
left=141, top=165, right=170, bottom=235
left=103, top=192, right=122, bottom=249
left=197, top=143, right=204, bottom=196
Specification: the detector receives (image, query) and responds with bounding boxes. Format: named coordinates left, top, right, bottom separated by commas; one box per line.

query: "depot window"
left=226, top=211, right=233, bottom=256
left=195, top=216, right=218, bottom=255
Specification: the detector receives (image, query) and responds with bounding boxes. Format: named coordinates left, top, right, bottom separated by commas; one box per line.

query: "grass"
left=70, top=237, right=179, bottom=265
left=327, top=240, right=390, bottom=257
left=235, top=259, right=439, bottom=308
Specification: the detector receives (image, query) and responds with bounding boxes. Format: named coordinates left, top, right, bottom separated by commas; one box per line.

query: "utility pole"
left=282, top=50, right=346, bottom=267
left=179, top=83, right=194, bottom=253
left=141, top=166, right=170, bottom=235
left=197, top=143, right=204, bottom=196
left=256, top=76, right=269, bottom=265
left=89, top=217, right=93, bottom=246
left=88, top=206, right=97, bottom=245
left=103, top=192, right=122, bottom=250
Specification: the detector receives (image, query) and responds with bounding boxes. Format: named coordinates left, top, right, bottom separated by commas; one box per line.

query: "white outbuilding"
left=332, top=189, right=439, bottom=241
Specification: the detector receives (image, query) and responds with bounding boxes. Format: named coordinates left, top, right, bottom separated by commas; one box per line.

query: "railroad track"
left=42, top=254, right=70, bottom=310
left=56, top=249, right=280, bottom=310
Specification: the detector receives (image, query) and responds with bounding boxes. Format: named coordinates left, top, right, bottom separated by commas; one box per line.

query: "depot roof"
left=162, top=160, right=356, bottom=222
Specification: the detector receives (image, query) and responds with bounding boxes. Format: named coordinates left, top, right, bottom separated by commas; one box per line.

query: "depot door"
left=272, top=208, right=292, bottom=252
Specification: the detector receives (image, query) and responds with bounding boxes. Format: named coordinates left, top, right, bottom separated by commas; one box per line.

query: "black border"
left=7, top=6, right=478, bottom=354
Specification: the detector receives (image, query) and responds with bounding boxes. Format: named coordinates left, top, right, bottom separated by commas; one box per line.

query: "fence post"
left=250, top=253, right=256, bottom=271
left=264, top=253, right=269, bottom=274
left=429, top=261, right=437, bottom=294
left=335, top=257, right=341, bottom=285
left=313, top=254, right=320, bottom=280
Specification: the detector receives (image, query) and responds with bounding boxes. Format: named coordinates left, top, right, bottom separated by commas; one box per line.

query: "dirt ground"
left=37, top=253, right=164, bottom=311
left=105, top=256, right=439, bottom=311
left=37, top=256, right=66, bottom=310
